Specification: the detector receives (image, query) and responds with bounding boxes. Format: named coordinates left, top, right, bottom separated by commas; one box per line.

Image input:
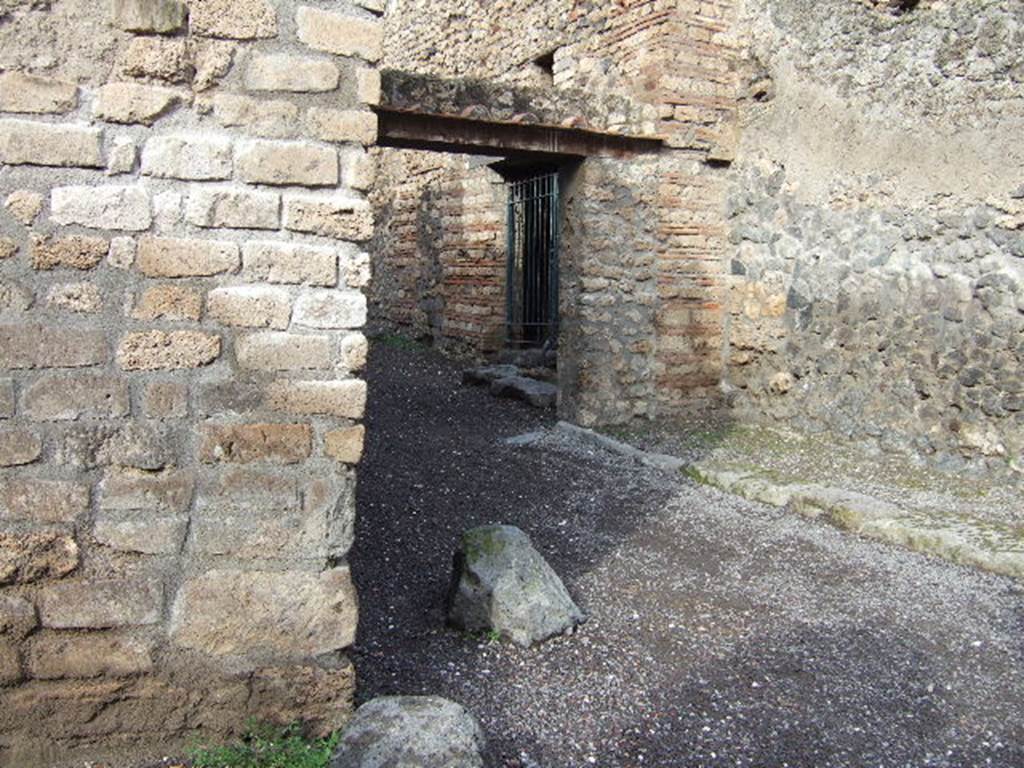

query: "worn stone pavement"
left=349, top=338, right=1024, bottom=768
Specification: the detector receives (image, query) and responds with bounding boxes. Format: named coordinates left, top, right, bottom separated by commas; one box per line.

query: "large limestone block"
left=94, top=82, right=181, bottom=125
left=50, top=185, right=152, bottom=231
left=266, top=380, right=367, bottom=419
left=22, top=375, right=129, bottom=421
left=185, top=187, right=281, bottom=230
left=141, top=134, right=233, bottom=180
left=331, top=696, right=486, bottom=768
left=283, top=194, right=373, bottom=241
left=197, top=423, right=312, bottom=464
left=27, top=634, right=154, bottom=679
left=242, top=241, right=338, bottom=286
left=210, top=93, right=300, bottom=138
left=111, top=0, right=186, bottom=33
left=245, top=54, right=339, bottom=93
left=446, top=525, right=584, bottom=647
left=235, top=140, right=338, bottom=187
left=0, top=72, right=77, bottom=114
left=0, top=429, right=42, bottom=467
left=30, top=234, right=108, bottom=271
left=0, top=120, right=102, bottom=168
left=0, top=325, right=108, bottom=369
left=170, top=568, right=358, bottom=663
left=117, top=330, right=221, bottom=370
left=0, top=479, right=89, bottom=524
left=296, top=7, right=382, bottom=62
left=236, top=332, right=332, bottom=371
left=0, top=533, right=78, bottom=585
left=293, top=290, right=367, bottom=329
left=38, top=579, right=163, bottom=629
left=206, top=285, right=291, bottom=329
left=136, top=236, right=240, bottom=277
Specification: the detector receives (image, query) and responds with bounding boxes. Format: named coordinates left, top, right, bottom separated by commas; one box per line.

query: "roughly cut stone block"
left=324, top=426, right=365, bottom=464
left=0, top=280, right=33, bottom=314
left=236, top=332, right=332, bottom=371
left=305, top=108, right=377, bottom=146
left=136, top=236, right=240, bottom=277
left=356, top=67, right=381, bottom=105
left=169, top=567, right=357, bottom=662
left=332, top=697, right=486, bottom=768
left=190, top=0, right=277, bottom=39
left=0, top=72, right=77, bottom=114
left=111, top=0, right=186, bottom=33
left=185, top=187, right=280, bottom=230
left=296, top=7, right=383, bottom=62
left=116, top=37, right=192, bottom=83
left=0, top=479, right=89, bottom=524
left=38, top=579, right=163, bottom=629
left=242, top=241, right=338, bottom=286
left=250, top=662, right=355, bottom=732
left=0, top=239, right=17, bottom=260
left=0, top=533, right=78, bottom=585
left=28, top=634, right=155, bottom=679
left=0, top=641, right=20, bottom=685
left=47, top=283, right=103, bottom=313
left=0, top=325, right=108, bottom=369
left=245, top=54, right=339, bottom=92
left=447, top=525, right=584, bottom=646
left=341, top=147, right=377, bottom=192
left=132, top=284, right=203, bottom=321
left=22, top=375, right=129, bottom=421
left=0, top=120, right=103, bottom=168
left=235, top=140, right=338, bottom=187
left=197, top=423, right=312, bottom=464
left=490, top=376, right=558, bottom=408
left=117, top=330, right=221, bottom=370
left=55, top=424, right=173, bottom=471
left=30, top=234, right=107, bottom=271
left=0, top=595, right=37, bottom=638
left=51, top=185, right=152, bottom=231
left=210, top=93, right=299, bottom=138
left=0, top=429, right=41, bottom=467
left=194, top=39, right=238, bottom=91
left=94, top=82, right=180, bottom=125
left=142, top=382, right=189, bottom=419
left=340, top=332, right=368, bottom=371
left=106, top=136, right=137, bottom=175
left=190, top=507, right=320, bottom=560
left=4, top=190, right=44, bottom=225
left=294, top=290, right=367, bottom=329
left=93, top=514, right=188, bottom=555
left=98, top=469, right=194, bottom=513
left=283, top=194, right=373, bottom=240
left=141, top=134, right=233, bottom=180
left=266, top=380, right=367, bottom=419
left=108, top=237, right=136, bottom=269
left=207, top=286, right=291, bottom=329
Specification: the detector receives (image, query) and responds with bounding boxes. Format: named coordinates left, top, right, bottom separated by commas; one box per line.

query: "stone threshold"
left=556, top=422, right=1024, bottom=582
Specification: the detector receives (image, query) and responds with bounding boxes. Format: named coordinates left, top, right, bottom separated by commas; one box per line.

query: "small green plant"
left=375, top=333, right=421, bottom=351
left=188, top=721, right=338, bottom=768
left=485, top=628, right=502, bottom=644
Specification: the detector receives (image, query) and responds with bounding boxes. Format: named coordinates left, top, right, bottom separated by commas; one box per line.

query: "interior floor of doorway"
left=349, top=339, right=1024, bottom=768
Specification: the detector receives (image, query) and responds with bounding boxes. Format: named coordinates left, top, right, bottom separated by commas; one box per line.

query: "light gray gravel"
left=351, top=341, right=1024, bottom=768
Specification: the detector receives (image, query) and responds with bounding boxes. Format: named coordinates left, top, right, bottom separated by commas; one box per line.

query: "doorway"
left=505, top=169, right=560, bottom=349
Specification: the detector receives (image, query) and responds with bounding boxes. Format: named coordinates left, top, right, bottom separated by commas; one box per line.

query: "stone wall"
left=726, top=0, right=1024, bottom=469
left=0, top=0, right=380, bottom=764
left=375, top=0, right=741, bottom=424
left=370, top=151, right=507, bottom=355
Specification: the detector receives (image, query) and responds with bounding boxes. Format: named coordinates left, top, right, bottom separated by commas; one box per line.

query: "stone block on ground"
left=330, top=696, right=486, bottom=768
left=490, top=376, right=558, bottom=408
left=446, top=524, right=583, bottom=647
left=462, top=364, right=519, bottom=386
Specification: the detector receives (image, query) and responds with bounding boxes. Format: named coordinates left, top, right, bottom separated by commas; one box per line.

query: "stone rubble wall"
left=727, top=0, right=1024, bottom=470
left=0, top=0, right=381, bottom=764
left=376, top=0, right=741, bottom=425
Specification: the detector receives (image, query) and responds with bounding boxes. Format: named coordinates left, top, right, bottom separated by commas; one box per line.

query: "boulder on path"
left=330, top=695, right=486, bottom=768
left=446, top=524, right=584, bottom=647
left=490, top=375, right=557, bottom=408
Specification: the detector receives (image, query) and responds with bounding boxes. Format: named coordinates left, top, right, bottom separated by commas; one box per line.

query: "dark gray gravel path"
left=349, top=340, right=1024, bottom=768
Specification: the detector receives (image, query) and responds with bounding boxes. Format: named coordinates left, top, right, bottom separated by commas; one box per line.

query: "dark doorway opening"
left=505, top=169, right=560, bottom=349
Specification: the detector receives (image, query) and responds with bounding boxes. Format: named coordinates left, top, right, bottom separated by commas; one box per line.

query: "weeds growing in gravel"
left=188, top=721, right=338, bottom=768
left=375, top=333, right=423, bottom=351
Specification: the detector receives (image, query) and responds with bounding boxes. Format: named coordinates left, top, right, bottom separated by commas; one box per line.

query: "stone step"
left=490, top=376, right=557, bottom=408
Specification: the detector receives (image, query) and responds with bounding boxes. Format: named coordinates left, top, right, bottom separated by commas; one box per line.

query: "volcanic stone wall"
left=0, top=0, right=380, bottom=764
left=376, top=0, right=741, bottom=424
left=726, top=0, right=1024, bottom=469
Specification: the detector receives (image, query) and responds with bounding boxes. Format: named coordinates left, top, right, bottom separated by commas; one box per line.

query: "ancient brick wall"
left=726, top=0, right=1024, bottom=470
left=370, top=151, right=507, bottom=355
left=375, top=0, right=741, bottom=424
left=0, top=1, right=380, bottom=764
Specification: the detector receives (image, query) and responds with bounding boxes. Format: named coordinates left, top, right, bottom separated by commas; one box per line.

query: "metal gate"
left=506, top=171, right=560, bottom=348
